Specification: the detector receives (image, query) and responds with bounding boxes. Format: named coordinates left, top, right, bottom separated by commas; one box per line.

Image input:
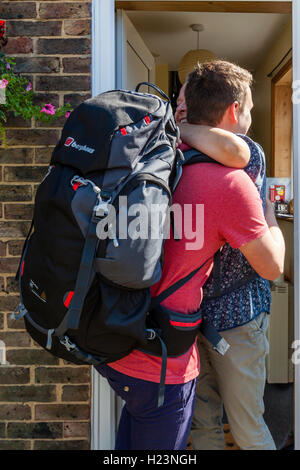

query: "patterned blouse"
left=200, top=135, right=271, bottom=331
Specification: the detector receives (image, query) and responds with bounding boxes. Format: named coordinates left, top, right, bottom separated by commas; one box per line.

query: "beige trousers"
left=191, top=312, right=276, bottom=450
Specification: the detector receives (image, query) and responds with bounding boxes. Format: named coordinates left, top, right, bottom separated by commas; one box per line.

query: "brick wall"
left=0, top=2, right=92, bottom=450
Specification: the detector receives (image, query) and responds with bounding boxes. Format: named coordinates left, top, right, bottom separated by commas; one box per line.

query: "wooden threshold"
left=115, top=1, right=292, bottom=14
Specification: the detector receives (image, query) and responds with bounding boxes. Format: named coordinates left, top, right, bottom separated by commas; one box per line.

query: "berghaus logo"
left=64, top=137, right=95, bottom=154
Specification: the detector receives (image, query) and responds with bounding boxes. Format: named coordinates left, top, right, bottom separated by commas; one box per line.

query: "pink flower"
left=26, top=81, right=32, bottom=92
left=65, top=111, right=71, bottom=118
left=0, top=79, right=8, bottom=89
left=41, top=103, right=56, bottom=115
left=5, top=63, right=11, bottom=70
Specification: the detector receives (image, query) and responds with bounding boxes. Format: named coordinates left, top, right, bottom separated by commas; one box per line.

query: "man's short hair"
left=185, top=60, right=253, bottom=126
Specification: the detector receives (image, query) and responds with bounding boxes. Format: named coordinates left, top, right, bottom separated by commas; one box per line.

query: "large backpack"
left=12, top=83, right=228, bottom=405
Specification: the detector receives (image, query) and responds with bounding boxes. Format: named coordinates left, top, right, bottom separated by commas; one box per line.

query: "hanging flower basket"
left=0, top=20, right=8, bottom=48
left=0, top=22, right=72, bottom=146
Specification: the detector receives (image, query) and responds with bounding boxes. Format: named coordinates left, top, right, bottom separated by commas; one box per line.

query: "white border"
left=292, top=0, right=300, bottom=451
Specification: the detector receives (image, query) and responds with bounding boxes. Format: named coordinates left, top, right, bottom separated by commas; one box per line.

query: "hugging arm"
left=178, top=123, right=250, bottom=168
left=239, top=198, right=285, bottom=281
left=219, top=171, right=285, bottom=282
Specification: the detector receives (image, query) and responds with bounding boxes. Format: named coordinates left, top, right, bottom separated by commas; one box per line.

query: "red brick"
left=7, top=240, right=25, bottom=257
left=0, top=242, right=6, bottom=257
left=5, top=129, right=60, bottom=147
left=35, top=147, right=54, bottom=164
left=7, top=348, right=59, bottom=366
left=4, top=113, right=32, bottom=129
left=35, top=367, right=90, bottom=384
left=63, top=421, right=90, bottom=439
left=0, top=296, right=20, bottom=314
left=0, top=221, right=31, bottom=237
left=64, top=19, right=91, bottom=36
left=39, top=3, right=91, bottom=20
left=14, top=57, right=60, bottom=74
left=36, top=75, right=90, bottom=92
left=6, top=310, right=25, bottom=329
left=0, top=258, right=20, bottom=274
left=37, top=116, right=66, bottom=128
left=0, top=149, right=34, bottom=164
left=1, top=3, right=37, bottom=19
left=62, top=385, right=89, bottom=402
left=0, top=440, right=31, bottom=450
left=1, top=37, right=33, bottom=54
left=6, top=20, right=62, bottom=37
left=4, top=166, right=47, bottom=183
left=7, top=422, right=62, bottom=439
left=37, top=38, right=90, bottom=55
left=64, top=93, right=90, bottom=108
left=34, top=439, right=90, bottom=450
left=35, top=404, right=90, bottom=421
left=4, top=204, right=34, bottom=220
left=0, top=367, right=30, bottom=384
left=0, top=331, right=31, bottom=347
left=0, top=404, right=31, bottom=420
left=0, top=185, right=32, bottom=202
left=0, top=385, right=56, bottom=402
left=62, top=57, right=91, bottom=74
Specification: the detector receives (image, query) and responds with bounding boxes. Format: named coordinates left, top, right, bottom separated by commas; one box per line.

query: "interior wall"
left=155, top=63, right=169, bottom=96
left=251, top=18, right=292, bottom=175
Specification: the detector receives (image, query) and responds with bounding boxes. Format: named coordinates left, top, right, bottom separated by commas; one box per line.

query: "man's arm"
left=239, top=199, right=285, bottom=281
left=178, top=123, right=250, bottom=168
left=218, top=170, right=285, bottom=282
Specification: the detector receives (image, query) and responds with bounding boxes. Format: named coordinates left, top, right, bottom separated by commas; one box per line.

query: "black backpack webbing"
left=15, top=216, right=225, bottom=408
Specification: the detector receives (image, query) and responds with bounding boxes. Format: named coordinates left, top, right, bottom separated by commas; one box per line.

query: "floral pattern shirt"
left=200, top=135, right=271, bottom=331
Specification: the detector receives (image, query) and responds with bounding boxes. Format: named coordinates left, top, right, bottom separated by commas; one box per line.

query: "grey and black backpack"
left=12, top=83, right=227, bottom=405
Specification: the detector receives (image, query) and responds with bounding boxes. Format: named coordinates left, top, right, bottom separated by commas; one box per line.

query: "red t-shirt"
left=109, top=162, right=268, bottom=383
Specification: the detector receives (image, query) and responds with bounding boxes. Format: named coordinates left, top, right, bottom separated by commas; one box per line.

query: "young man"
left=178, top=61, right=280, bottom=450
left=94, top=61, right=285, bottom=450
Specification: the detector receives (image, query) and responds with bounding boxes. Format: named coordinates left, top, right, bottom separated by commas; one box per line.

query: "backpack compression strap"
left=149, top=255, right=229, bottom=407
left=150, top=257, right=230, bottom=355
left=58, top=210, right=101, bottom=334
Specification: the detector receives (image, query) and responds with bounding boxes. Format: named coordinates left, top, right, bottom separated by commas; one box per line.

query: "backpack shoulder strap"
left=182, top=149, right=219, bottom=166
left=150, top=256, right=213, bottom=310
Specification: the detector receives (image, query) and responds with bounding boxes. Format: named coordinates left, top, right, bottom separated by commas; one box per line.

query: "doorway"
left=91, top=0, right=299, bottom=451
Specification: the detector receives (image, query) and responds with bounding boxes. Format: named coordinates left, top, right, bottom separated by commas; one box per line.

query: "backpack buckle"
left=94, top=195, right=112, bottom=217
left=146, top=328, right=157, bottom=340
left=59, top=335, right=77, bottom=352
left=11, top=303, right=28, bottom=320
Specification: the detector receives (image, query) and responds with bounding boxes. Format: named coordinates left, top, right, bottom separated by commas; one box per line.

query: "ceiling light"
left=178, top=24, right=218, bottom=84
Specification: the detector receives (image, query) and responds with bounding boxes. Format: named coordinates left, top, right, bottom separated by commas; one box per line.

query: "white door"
left=116, top=9, right=155, bottom=90
left=91, top=5, right=155, bottom=451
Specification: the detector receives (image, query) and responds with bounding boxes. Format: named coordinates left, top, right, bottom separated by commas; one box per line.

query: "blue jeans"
left=95, top=364, right=197, bottom=450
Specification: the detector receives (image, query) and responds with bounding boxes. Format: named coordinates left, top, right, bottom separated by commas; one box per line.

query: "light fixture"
left=178, top=24, right=218, bottom=84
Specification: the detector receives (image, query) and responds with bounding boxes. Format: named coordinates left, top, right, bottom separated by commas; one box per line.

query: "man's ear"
left=228, top=101, right=239, bottom=124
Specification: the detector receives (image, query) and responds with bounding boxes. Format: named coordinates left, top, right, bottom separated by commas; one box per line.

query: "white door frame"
left=91, top=0, right=300, bottom=451
left=90, top=0, right=116, bottom=451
